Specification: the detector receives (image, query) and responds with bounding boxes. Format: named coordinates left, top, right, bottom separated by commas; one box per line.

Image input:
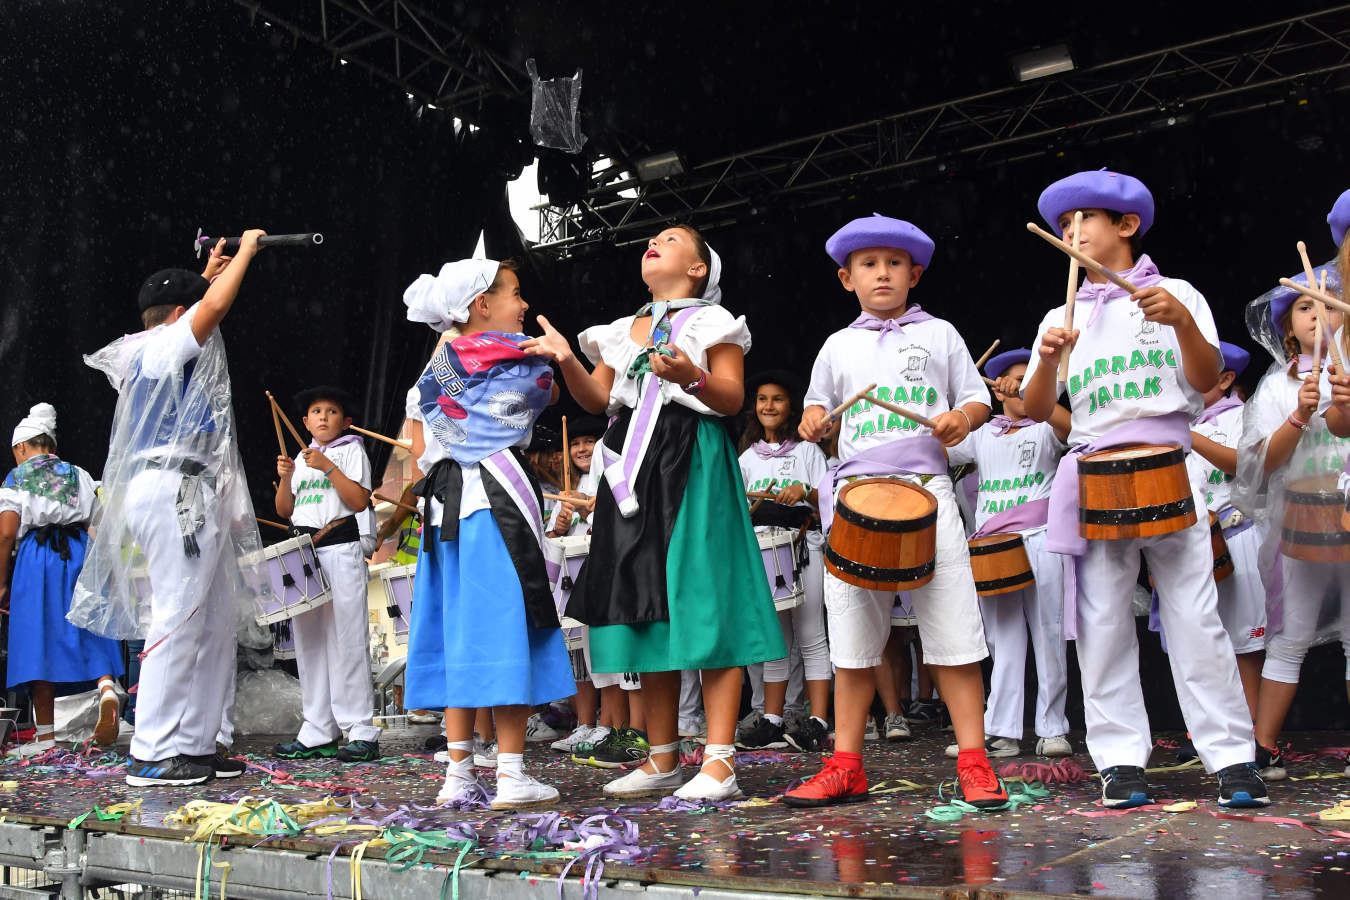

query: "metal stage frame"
left=533, top=6, right=1350, bottom=254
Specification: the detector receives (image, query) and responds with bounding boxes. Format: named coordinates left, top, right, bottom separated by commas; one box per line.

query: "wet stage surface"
left=3, top=725, right=1350, bottom=898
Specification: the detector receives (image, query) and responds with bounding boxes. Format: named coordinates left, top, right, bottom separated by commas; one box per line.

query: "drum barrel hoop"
left=1210, top=520, right=1223, bottom=535
left=1078, top=447, right=1185, bottom=474
left=975, top=572, right=1036, bottom=592
left=1280, top=528, right=1350, bottom=546
left=968, top=536, right=1024, bottom=556
left=825, top=545, right=935, bottom=582
left=1213, top=552, right=1232, bottom=571
left=836, top=502, right=937, bottom=534
left=1284, top=490, right=1343, bottom=506
left=1079, top=497, right=1195, bottom=525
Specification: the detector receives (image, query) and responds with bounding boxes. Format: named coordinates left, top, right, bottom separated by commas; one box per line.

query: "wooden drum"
left=968, top=532, right=1034, bottom=597
left=1077, top=444, right=1196, bottom=540
left=1281, top=475, right=1350, bottom=563
left=1209, top=512, right=1234, bottom=583
left=826, top=478, right=937, bottom=591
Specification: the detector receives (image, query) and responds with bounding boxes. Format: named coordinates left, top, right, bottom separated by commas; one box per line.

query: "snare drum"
left=254, top=534, right=333, bottom=626
left=549, top=535, right=591, bottom=651
left=272, top=620, right=296, bottom=661
left=758, top=527, right=805, bottom=611
left=377, top=563, right=415, bottom=643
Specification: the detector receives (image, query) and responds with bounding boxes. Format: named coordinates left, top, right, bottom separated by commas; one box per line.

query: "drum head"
left=840, top=479, right=936, bottom=521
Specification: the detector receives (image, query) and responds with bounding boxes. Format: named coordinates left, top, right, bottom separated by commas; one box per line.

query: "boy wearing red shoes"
left=788, top=214, right=1007, bottom=809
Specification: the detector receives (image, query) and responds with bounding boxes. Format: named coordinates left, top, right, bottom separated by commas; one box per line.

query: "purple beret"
left=984, top=348, right=1032, bottom=380
left=1037, top=169, right=1155, bottom=236
left=825, top=213, right=934, bottom=269
left=1269, top=263, right=1340, bottom=337
left=1217, top=341, right=1250, bottom=377
left=1328, top=189, right=1350, bottom=249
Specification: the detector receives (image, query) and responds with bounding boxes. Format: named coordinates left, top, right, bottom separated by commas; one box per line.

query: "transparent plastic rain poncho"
left=1232, top=260, right=1350, bottom=661
left=526, top=59, right=586, bottom=153
left=69, top=310, right=267, bottom=639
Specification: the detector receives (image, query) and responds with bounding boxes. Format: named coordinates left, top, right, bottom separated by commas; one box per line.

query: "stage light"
left=1011, top=45, right=1074, bottom=82
left=634, top=151, right=685, bottom=183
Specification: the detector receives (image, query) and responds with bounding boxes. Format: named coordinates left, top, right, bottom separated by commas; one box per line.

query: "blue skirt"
left=404, top=509, right=573, bottom=709
left=7, top=530, right=125, bottom=688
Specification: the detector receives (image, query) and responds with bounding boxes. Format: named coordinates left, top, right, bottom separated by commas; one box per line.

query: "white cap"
left=402, top=259, right=502, bottom=332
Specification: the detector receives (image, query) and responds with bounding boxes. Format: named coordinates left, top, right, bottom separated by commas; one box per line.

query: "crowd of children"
left=4, top=173, right=1350, bottom=818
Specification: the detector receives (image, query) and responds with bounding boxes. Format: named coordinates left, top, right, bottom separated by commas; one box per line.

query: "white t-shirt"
left=577, top=306, right=752, bottom=417
left=1022, top=276, right=1220, bottom=446
left=1188, top=401, right=1243, bottom=513
left=738, top=440, right=830, bottom=548
left=947, top=422, right=1064, bottom=533
left=0, top=458, right=100, bottom=540
left=802, top=317, right=990, bottom=462
left=138, top=308, right=204, bottom=380
left=289, top=441, right=372, bottom=530
left=1244, top=363, right=1350, bottom=482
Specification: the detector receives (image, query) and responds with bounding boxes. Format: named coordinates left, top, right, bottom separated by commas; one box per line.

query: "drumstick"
left=542, top=492, right=596, bottom=509
left=746, top=490, right=781, bottom=500
left=372, top=491, right=419, bottom=516
left=826, top=383, right=878, bottom=423
left=1058, top=211, right=1084, bottom=382
left=1297, top=241, right=1347, bottom=374
left=269, top=400, right=287, bottom=459
left=862, top=393, right=938, bottom=430
left=973, top=339, right=1001, bottom=371
left=1277, top=278, right=1350, bottom=316
left=256, top=517, right=290, bottom=531
left=265, top=391, right=308, bottom=451
left=749, top=480, right=778, bottom=515
left=349, top=424, right=414, bottom=451
left=561, top=415, right=571, bottom=493
left=1026, top=222, right=1140, bottom=293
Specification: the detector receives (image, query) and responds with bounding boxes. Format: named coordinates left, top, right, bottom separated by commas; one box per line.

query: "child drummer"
left=1021, top=169, right=1266, bottom=808
left=273, top=386, right=381, bottom=762
left=790, top=213, right=1005, bottom=809
left=946, top=348, right=1073, bottom=761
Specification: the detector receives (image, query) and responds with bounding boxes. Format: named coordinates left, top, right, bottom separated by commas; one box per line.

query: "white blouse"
left=0, top=458, right=100, bottom=540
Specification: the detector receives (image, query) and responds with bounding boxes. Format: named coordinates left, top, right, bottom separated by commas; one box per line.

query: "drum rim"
left=1079, top=497, right=1195, bottom=524
left=967, top=532, right=1025, bottom=554
left=1078, top=444, right=1185, bottom=475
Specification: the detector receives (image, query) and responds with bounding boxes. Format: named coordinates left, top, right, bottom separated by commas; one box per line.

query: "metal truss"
left=536, top=5, right=1350, bottom=255
left=232, top=0, right=528, bottom=123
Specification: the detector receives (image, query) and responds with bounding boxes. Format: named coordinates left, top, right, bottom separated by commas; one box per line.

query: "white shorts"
left=1216, top=523, right=1267, bottom=655
left=823, top=475, right=988, bottom=669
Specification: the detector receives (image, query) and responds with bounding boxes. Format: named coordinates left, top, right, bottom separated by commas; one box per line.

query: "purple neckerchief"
left=1047, top=411, right=1193, bottom=639
left=989, top=414, right=1036, bottom=436
left=752, top=439, right=800, bottom=460
left=309, top=434, right=364, bottom=450
left=849, top=305, right=935, bottom=339
left=817, top=435, right=947, bottom=534
left=1080, top=254, right=1165, bottom=330
left=970, top=497, right=1050, bottom=540
left=1193, top=394, right=1243, bottom=426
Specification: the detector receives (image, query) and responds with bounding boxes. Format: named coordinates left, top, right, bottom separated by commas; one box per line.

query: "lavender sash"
left=818, top=435, right=947, bottom=534
left=970, top=497, right=1050, bottom=540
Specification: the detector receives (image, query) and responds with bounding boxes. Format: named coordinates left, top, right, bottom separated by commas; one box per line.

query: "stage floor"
left=2, top=724, right=1349, bottom=899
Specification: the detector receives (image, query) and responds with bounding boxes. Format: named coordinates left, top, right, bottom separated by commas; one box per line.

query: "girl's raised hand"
left=649, top=344, right=700, bottom=385
left=1329, top=363, right=1350, bottom=410
left=520, top=315, right=574, bottom=364
left=1297, top=372, right=1321, bottom=420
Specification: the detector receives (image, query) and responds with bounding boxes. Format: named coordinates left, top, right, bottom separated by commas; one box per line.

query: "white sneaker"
left=602, top=755, right=684, bottom=798
left=673, top=767, right=743, bottom=802
left=1036, top=735, right=1073, bottom=757
left=863, top=718, right=880, bottom=742
left=884, top=712, right=911, bottom=741
left=551, top=724, right=602, bottom=753
left=945, top=737, right=1021, bottom=759
left=473, top=737, right=498, bottom=768
left=7, top=738, right=55, bottom=759
left=491, top=772, right=560, bottom=809
left=524, top=713, right=567, bottom=743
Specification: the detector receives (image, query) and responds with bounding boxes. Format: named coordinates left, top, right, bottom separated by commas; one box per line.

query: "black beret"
left=530, top=424, right=562, bottom=451
left=746, top=369, right=806, bottom=402
left=566, top=415, right=608, bottom=440
left=294, top=385, right=360, bottom=419
left=137, top=268, right=209, bottom=312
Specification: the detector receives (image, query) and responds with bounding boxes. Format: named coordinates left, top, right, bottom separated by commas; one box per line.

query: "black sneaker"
left=274, top=738, right=341, bottom=760
left=1176, top=736, right=1198, bottom=764
left=786, top=716, right=830, bottom=752
left=1099, top=765, right=1154, bottom=809
left=424, top=733, right=449, bottom=752
left=736, top=716, right=789, bottom=750
left=905, top=699, right=941, bottom=723
left=190, top=752, right=246, bottom=779
left=1217, top=763, right=1270, bottom=808
left=336, top=739, right=381, bottom=763
left=125, top=755, right=212, bottom=787
left=1256, top=744, right=1286, bottom=781
left=578, top=727, right=649, bottom=768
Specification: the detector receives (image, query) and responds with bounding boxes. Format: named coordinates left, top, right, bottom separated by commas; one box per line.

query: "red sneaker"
left=956, top=754, right=1009, bottom=809
left=782, top=755, right=870, bottom=808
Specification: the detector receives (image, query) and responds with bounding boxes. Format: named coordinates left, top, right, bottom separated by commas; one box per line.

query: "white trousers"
left=125, top=470, right=236, bottom=761
left=292, top=542, right=380, bottom=745
left=980, top=529, right=1070, bottom=741
left=748, top=648, right=805, bottom=714
left=217, top=663, right=237, bottom=748
left=762, top=546, right=831, bottom=683
left=1075, top=490, right=1253, bottom=772
left=678, top=669, right=703, bottom=725
left=1262, top=556, right=1350, bottom=684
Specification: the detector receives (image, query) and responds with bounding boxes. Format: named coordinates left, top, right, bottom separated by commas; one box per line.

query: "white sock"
left=764, top=713, right=783, bottom=726
left=497, top=751, right=524, bottom=781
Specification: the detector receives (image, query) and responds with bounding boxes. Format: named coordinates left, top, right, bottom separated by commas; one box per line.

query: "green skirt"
left=589, top=416, right=787, bottom=673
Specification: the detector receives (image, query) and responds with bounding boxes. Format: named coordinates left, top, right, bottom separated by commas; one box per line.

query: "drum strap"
left=290, top=515, right=359, bottom=548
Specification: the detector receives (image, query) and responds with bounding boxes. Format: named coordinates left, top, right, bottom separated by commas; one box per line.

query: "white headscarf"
left=702, top=244, right=722, bottom=305
left=403, top=259, right=502, bottom=332
left=11, top=402, right=56, bottom=447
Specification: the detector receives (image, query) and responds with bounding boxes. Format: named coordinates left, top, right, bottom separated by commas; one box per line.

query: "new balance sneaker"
left=473, top=737, right=498, bottom=768
left=945, top=737, right=1020, bottom=759
left=1036, top=735, right=1073, bottom=758
left=576, top=727, right=649, bottom=768
left=736, top=716, right=789, bottom=750
left=884, top=712, right=912, bottom=741
left=1217, top=763, right=1270, bottom=808
left=492, top=772, right=560, bottom=810
left=336, top=739, right=380, bottom=763
left=785, top=716, right=830, bottom=752
left=782, top=755, right=870, bottom=808
left=125, top=755, right=212, bottom=787
left=551, top=724, right=609, bottom=753
left=905, top=699, right=942, bottom=723
left=862, top=717, right=880, bottom=741
left=954, top=754, right=1009, bottom=809
left=524, top=712, right=567, bottom=743
left=1099, top=765, right=1154, bottom=809
left=273, top=738, right=340, bottom=760
left=188, top=752, right=247, bottom=779
left=1256, top=744, right=1287, bottom=781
